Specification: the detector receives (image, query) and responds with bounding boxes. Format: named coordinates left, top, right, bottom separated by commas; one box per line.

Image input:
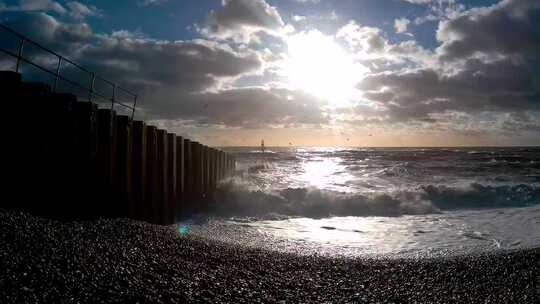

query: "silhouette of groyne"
left=0, top=25, right=235, bottom=225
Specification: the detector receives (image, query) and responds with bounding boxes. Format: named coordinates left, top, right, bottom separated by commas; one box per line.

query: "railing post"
left=111, top=83, right=117, bottom=110
left=88, top=72, right=95, bottom=102
left=3, top=24, right=140, bottom=118
left=53, top=56, right=62, bottom=92
left=131, top=95, right=138, bottom=121
left=15, top=38, right=25, bottom=73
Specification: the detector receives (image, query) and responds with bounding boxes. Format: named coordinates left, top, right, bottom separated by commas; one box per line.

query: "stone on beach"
left=0, top=209, right=538, bottom=303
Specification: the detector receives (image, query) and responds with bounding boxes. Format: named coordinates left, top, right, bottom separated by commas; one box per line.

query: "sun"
left=284, top=30, right=365, bottom=107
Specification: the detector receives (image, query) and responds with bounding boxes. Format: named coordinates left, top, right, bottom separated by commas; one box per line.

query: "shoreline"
left=1, top=209, right=538, bottom=303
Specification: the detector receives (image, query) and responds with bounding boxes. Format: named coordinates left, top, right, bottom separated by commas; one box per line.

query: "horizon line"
left=216, top=145, right=540, bottom=148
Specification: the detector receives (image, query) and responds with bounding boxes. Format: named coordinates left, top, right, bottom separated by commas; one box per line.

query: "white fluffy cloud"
left=394, top=17, right=410, bottom=33
left=336, top=21, right=387, bottom=54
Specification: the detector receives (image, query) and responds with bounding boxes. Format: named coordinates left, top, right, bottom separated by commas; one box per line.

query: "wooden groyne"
left=0, top=70, right=235, bottom=225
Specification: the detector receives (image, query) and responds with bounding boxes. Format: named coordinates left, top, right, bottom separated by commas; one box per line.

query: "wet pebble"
left=0, top=209, right=538, bottom=303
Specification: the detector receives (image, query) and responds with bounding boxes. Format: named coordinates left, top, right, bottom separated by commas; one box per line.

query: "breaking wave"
left=208, top=178, right=540, bottom=219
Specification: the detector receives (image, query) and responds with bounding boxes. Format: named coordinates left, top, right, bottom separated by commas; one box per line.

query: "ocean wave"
left=208, top=179, right=540, bottom=219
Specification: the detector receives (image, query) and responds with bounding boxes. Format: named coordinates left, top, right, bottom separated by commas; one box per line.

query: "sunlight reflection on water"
left=296, top=157, right=354, bottom=192
left=201, top=147, right=540, bottom=256
left=182, top=205, right=540, bottom=257
left=247, top=207, right=540, bottom=255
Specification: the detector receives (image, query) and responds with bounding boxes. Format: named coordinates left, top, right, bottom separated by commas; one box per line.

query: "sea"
left=182, top=147, right=540, bottom=257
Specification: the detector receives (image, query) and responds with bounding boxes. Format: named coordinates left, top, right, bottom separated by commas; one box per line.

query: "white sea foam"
left=189, top=147, right=540, bottom=256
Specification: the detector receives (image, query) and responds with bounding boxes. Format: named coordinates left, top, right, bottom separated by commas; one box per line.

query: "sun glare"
left=284, top=31, right=365, bottom=107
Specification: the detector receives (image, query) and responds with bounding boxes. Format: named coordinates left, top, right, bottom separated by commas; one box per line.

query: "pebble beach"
left=1, top=209, right=538, bottom=303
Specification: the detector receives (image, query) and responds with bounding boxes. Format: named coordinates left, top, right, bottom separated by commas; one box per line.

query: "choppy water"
left=183, top=147, right=540, bottom=256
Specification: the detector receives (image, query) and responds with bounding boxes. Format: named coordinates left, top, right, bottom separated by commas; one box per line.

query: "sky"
left=0, top=0, right=539, bottom=147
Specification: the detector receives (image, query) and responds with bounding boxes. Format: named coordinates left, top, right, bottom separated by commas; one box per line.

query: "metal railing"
left=0, top=23, right=138, bottom=120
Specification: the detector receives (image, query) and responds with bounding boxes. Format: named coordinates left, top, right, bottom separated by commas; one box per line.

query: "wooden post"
left=97, top=109, right=117, bottom=187
left=222, top=152, right=227, bottom=178
left=97, top=108, right=117, bottom=217
left=223, top=154, right=227, bottom=178
left=74, top=102, right=99, bottom=173
left=225, top=155, right=231, bottom=176
left=208, top=148, right=214, bottom=192
left=167, top=133, right=176, bottom=225
left=218, top=151, right=224, bottom=180
left=210, top=149, right=217, bottom=191
left=145, top=126, right=158, bottom=224
left=39, top=93, right=77, bottom=217
left=132, top=121, right=147, bottom=221
left=202, top=145, right=209, bottom=200
left=225, top=155, right=229, bottom=177
left=183, top=139, right=192, bottom=215
left=191, top=142, right=203, bottom=213
left=176, top=136, right=184, bottom=220
left=156, top=129, right=168, bottom=225
left=74, top=102, right=99, bottom=218
left=116, top=115, right=133, bottom=218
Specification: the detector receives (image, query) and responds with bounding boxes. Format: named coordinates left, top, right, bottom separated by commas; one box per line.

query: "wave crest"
left=208, top=179, right=540, bottom=218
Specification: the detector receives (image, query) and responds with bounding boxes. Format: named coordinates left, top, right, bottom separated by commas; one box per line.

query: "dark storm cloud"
left=1, top=13, right=262, bottom=92
left=8, top=13, right=261, bottom=90
left=81, top=38, right=262, bottom=92
left=2, top=13, right=92, bottom=52
left=147, top=87, right=328, bottom=128
left=359, top=58, right=539, bottom=121
left=437, top=0, right=540, bottom=61
left=3, top=13, right=261, bottom=91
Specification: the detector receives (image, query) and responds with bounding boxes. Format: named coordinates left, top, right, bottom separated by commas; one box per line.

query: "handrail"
left=0, top=23, right=138, bottom=119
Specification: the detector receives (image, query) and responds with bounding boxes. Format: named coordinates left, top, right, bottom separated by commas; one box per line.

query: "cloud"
left=345, top=0, right=540, bottom=128
left=336, top=21, right=387, bottom=54
left=199, top=0, right=285, bottom=42
left=394, top=17, right=410, bottom=34
left=358, top=56, right=540, bottom=122
left=0, top=0, right=100, bottom=20
left=3, top=13, right=261, bottom=90
left=81, top=35, right=263, bottom=93
left=292, top=15, right=306, bottom=22
left=402, top=0, right=431, bottom=3
left=66, top=1, right=100, bottom=19
left=405, top=0, right=466, bottom=25
left=147, top=87, right=328, bottom=128
left=0, top=0, right=66, bottom=14
left=1, top=13, right=92, bottom=55
left=139, top=0, right=168, bottom=6
left=0, top=13, right=328, bottom=128
left=336, top=21, right=436, bottom=68
left=436, top=0, right=540, bottom=61
left=2, top=0, right=539, bottom=141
